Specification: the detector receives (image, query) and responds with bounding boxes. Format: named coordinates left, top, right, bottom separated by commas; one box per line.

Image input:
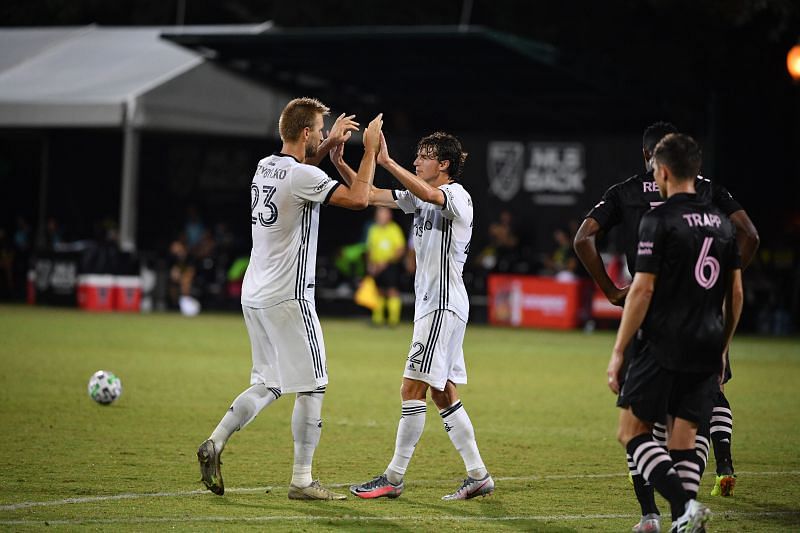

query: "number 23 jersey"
left=242, top=153, right=340, bottom=309
left=394, top=183, right=473, bottom=323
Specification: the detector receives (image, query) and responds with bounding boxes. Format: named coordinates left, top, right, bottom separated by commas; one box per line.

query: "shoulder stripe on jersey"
left=297, top=299, right=324, bottom=379
left=420, top=310, right=444, bottom=375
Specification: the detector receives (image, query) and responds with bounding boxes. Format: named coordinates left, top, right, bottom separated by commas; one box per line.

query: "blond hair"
left=278, top=97, right=330, bottom=142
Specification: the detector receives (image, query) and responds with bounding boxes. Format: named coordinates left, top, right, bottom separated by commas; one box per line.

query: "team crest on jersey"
left=487, top=142, right=524, bottom=201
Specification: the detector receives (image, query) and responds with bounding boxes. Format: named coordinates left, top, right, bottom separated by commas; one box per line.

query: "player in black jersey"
left=608, top=133, right=743, bottom=533
left=574, top=122, right=758, bottom=527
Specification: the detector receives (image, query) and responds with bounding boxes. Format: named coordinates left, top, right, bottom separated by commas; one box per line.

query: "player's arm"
left=305, top=113, right=359, bottom=167
left=378, top=133, right=445, bottom=206
left=327, top=114, right=383, bottom=210
left=728, top=210, right=759, bottom=269
left=573, top=217, right=628, bottom=306
left=329, top=140, right=356, bottom=186
left=369, top=187, right=400, bottom=209
left=720, top=268, right=744, bottom=382
left=607, top=272, right=655, bottom=394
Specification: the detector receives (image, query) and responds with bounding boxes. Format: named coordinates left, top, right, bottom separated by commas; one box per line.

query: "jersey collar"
left=273, top=151, right=301, bottom=164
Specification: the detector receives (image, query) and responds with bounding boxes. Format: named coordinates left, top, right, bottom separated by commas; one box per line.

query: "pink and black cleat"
left=350, top=474, right=404, bottom=499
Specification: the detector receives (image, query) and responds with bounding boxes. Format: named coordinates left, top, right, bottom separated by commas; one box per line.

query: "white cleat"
left=632, top=513, right=661, bottom=533
left=670, top=499, right=710, bottom=533
left=441, top=474, right=495, bottom=500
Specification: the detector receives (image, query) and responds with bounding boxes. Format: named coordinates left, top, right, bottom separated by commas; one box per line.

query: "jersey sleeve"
left=634, top=211, right=665, bottom=274
left=586, top=183, right=622, bottom=230
left=291, top=165, right=341, bottom=205
left=439, top=184, right=470, bottom=220
left=393, top=189, right=418, bottom=214
left=710, top=182, right=743, bottom=216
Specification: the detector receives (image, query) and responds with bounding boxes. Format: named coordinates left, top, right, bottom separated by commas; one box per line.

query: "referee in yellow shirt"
left=366, top=207, right=406, bottom=326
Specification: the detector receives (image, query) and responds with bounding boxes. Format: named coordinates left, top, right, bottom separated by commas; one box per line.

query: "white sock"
left=386, top=400, right=426, bottom=484
left=440, top=400, right=487, bottom=479
left=290, top=389, right=324, bottom=487
left=210, top=384, right=281, bottom=453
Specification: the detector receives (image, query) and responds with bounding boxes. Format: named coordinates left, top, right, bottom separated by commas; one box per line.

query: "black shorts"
left=617, top=353, right=719, bottom=426
left=374, top=262, right=402, bottom=291
left=618, top=333, right=643, bottom=390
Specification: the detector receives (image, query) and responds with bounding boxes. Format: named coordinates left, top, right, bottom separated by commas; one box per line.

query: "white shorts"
left=242, top=300, right=328, bottom=394
left=403, top=310, right=467, bottom=391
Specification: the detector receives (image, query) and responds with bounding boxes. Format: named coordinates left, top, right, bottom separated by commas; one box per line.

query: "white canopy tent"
left=0, top=24, right=289, bottom=250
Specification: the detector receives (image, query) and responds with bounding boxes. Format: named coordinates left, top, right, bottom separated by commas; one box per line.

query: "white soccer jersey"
left=241, top=153, right=340, bottom=308
left=394, top=183, right=473, bottom=322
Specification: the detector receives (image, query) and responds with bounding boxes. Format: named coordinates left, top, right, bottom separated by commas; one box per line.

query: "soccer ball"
left=88, top=370, right=122, bottom=405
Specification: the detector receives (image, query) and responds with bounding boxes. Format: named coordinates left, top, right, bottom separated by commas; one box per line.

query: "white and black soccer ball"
left=87, top=370, right=122, bottom=405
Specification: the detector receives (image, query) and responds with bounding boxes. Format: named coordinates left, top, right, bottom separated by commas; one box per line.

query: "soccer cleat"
left=196, top=439, right=224, bottom=495
left=349, top=474, right=404, bottom=499
left=670, top=499, right=710, bottom=533
left=441, top=473, right=495, bottom=500
left=632, top=513, right=661, bottom=533
left=288, top=480, right=347, bottom=500
left=710, top=473, right=736, bottom=496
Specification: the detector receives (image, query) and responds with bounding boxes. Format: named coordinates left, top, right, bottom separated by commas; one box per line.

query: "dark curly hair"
left=642, top=121, right=678, bottom=155
left=416, top=132, right=468, bottom=179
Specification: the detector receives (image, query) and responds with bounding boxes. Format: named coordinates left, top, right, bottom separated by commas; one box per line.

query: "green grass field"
left=0, top=304, right=798, bottom=531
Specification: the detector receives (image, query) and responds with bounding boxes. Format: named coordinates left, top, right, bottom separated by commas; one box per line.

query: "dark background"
left=1, top=0, right=798, bottom=330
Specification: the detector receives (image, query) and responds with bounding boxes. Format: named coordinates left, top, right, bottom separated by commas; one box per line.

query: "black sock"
left=628, top=453, right=660, bottom=516
left=710, top=392, right=734, bottom=475
left=627, top=433, right=688, bottom=521
left=670, top=449, right=701, bottom=500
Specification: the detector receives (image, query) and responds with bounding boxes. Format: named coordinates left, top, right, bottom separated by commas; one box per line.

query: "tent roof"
left=0, top=25, right=288, bottom=136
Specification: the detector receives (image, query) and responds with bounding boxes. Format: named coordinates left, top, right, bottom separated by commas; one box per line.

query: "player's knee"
left=400, top=378, right=428, bottom=401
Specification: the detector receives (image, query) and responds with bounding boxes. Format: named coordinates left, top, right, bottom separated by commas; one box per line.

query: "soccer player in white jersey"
left=332, top=131, right=494, bottom=500
left=197, top=97, right=383, bottom=500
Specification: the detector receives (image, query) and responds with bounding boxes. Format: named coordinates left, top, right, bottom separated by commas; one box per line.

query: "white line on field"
left=1, top=470, right=798, bottom=512
left=1, top=511, right=799, bottom=526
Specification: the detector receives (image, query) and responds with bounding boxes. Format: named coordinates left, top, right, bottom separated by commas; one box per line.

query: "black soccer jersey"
left=635, top=193, right=741, bottom=373
left=586, top=172, right=742, bottom=275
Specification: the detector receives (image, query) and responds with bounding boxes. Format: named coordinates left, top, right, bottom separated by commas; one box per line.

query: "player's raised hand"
left=363, top=113, right=383, bottom=153
left=328, top=113, right=359, bottom=145
left=377, top=132, right=392, bottom=167
left=329, top=139, right=344, bottom=166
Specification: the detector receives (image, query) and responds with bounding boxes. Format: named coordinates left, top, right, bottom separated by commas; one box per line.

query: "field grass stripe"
left=1, top=510, right=799, bottom=526
left=2, top=470, right=798, bottom=511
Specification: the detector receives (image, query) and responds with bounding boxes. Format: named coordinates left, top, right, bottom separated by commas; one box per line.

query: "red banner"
left=488, top=274, right=590, bottom=329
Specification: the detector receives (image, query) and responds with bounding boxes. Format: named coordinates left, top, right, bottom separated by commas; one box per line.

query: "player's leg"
left=372, top=291, right=386, bottom=325
left=623, top=340, right=662, bottom=531
left=352, top=312, right=445, bottom=499
left=620, top=409, right=691, bottom=525
left=431, top=314, right=493, bottom=500
left=385, top=264, right=402, bottom=326
left=280, top=300, right=344, bottom=500
left=197, top=306, right=282, bottom=495
left=350, top=377, right=426, bottom=499
left=710, top=386, right=736, bottom=496
left=666, top=417, right=711, bottom=532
